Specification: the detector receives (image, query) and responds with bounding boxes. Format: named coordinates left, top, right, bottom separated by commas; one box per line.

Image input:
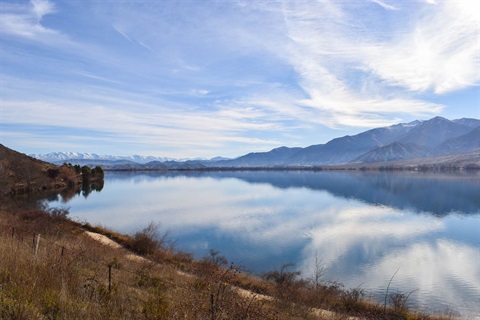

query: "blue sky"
left=1, top=0, right=479, bottom=158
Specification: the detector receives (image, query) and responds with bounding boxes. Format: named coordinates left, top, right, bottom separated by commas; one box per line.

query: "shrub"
left=340, top=287, right=365, bottom=312
left=204, top=249, right=228, bottom=267
left=130, top=222, right=166, bottom=255
left=262, top=263, right=300, bottom=288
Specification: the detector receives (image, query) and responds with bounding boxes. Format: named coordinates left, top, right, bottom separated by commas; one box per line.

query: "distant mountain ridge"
left=213, top=116, right=479, bottom=167
left=31, top=116, right=479, bottom=169
left=351, top=142, right=433, bottom=163
left=30, top=152, right=211, bottom=164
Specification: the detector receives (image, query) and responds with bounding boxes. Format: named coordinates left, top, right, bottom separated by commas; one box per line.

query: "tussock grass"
left=0, top=204, right=458, bottom=320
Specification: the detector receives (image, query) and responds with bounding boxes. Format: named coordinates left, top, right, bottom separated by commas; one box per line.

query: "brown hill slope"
left=0, top=144, right=85, bottom=196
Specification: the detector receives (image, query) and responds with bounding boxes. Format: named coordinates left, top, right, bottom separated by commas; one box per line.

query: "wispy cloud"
left=0, top=0, right=58, bottom=38
left=112, top=24, right=132, bottom=42
left=361, top=0, right=480, bottom=94
left=1, top=0, right=478, bottom=156
left=31, top=0, right=55, bottom=20
left=274, top=0, right=475, bottom=127
left=371, top=0, right=398, bottom=11
left=1, top=98, right=284, bottom=156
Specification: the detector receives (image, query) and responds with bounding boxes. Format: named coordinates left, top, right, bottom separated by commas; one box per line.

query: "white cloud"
left=272, top=0, right=477, bottom=127
left=31, top=0, right=56, bottom=20
left=371, top=0, right=399, bottom=11
left=352, top=240, right=480, bottom=317
left=190, top=89, right=209, bottom=96
left=0, top=0, right=58, bottom=38
left=112, top=25, right=133, bottom=42
left=300, top=206, right=444, bottom=270
left=0, top=99, right=284, bottom=154
left=361, top=0, right=480, bottom=94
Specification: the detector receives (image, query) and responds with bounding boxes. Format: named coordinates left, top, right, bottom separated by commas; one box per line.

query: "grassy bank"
left=0, top=203, right=457, bottom=320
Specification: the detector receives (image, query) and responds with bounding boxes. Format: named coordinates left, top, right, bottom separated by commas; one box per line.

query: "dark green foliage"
left=94, top=165, right=104, bottom=177
left=81, top=166, right=91, bottom=178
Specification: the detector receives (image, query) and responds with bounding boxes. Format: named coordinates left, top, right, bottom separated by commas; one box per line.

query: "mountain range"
left=213, top=116, right=479, bottom=167
left=30, top=116, right=479, bottom=169
left=29, top=152, right=216, bottom=164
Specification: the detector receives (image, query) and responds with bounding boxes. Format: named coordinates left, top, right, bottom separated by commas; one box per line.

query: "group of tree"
left=62, top=163, right=104, bottom=180
left=57, top=163, right=104, bottom=198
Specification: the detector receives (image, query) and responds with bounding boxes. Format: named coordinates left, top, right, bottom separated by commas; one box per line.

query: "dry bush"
left=59, top=166, right=78, bottom=187
left=129, top=222, right=170, bottom=256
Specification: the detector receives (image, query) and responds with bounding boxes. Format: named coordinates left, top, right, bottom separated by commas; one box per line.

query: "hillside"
left=0, top=144, right=103, bottom=196
left=213, top=117, right=479, bottom=168
left=217, top=146, right=302, bottom=167
left=351, top=142, right=432, bottom=163
left=436, top=126, right=480, bottom=156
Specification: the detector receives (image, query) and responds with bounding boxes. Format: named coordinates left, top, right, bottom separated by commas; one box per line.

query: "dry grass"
left=0, top=204, right=459, bottom=320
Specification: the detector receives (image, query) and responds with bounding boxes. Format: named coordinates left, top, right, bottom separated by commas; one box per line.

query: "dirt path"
left=84, top=230, right=361, bottom=320
left=84, top=231, right=148, bottom=263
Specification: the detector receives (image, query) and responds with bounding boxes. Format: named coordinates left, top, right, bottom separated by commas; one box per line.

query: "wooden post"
left=11, top=227, right=15, bottom=238
left=210, top=293, right=215, bottom=320
left=61, top=246, right=65, bottom=257
left=34, top=234, right=40, bottom=257
left=32, top=233, right=36, bottom=249
left=108, top=265, right=112, bottom=293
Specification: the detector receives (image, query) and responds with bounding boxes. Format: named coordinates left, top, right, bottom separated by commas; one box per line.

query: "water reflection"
left=48, top=171, right=480, bottom=318
left=298, top=206, right=479, bottom=316
left=231, top=171, right=479, bottom=215
left=100, top=171, right=480, bottom=216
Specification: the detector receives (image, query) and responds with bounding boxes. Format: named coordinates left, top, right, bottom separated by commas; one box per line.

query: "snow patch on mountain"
left=29, top=152, right=197, bottom=164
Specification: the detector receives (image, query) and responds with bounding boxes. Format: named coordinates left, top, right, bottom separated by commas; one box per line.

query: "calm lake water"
left=49, top=170, right=480, bottom=318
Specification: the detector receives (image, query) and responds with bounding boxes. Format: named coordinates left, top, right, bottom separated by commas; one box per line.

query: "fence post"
left=11, top=227, right=15, bottom=238
left=34, top=234, right=40, bottom=257
left=210, top=293, right=215, bottom=320
left=108, top=265, right=112, bottom=293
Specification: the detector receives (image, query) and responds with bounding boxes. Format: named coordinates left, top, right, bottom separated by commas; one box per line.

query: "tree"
left=94, top=165, right=104, bottom=177
left=81, top=166, right=91, bottom=177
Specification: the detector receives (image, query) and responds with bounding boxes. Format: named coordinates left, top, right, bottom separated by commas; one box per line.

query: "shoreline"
left=0, top=202, right=463, bottom=320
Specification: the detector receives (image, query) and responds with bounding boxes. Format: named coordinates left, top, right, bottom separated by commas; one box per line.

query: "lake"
left=48, top=170, right=480, bottom=318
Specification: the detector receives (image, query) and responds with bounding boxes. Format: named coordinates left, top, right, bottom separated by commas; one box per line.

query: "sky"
left=0, top=0, right=479, bottom=159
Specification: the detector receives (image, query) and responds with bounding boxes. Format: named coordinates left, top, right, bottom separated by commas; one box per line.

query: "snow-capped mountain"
left=29, top=117, right=479, bottom=168
left=213, top=117, right=479, bottom=167
left=29, top=152, right=188, bottom=164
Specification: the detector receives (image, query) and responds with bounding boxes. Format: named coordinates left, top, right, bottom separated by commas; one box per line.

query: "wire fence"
left=0, top=222, right=185, bottom=292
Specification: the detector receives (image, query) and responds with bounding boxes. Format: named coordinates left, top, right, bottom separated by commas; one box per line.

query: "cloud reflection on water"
left=54, top=171, right=479, bottom=317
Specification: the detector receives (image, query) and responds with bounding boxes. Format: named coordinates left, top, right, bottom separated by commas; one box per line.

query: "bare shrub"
left=390, top=289, right=416, bottom=315
left=263, top=263, right=301, bottom=288
left=308, top=252, right=325, bottom=289
left=204, top=248, right=228, bottom=267
left=130, top=222, right=169, bottom=256
left=340, top=286, right=365, bottom=312
left=262, top=263, right=312, bottom=317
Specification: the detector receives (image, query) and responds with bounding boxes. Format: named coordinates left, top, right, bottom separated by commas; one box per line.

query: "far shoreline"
left=102, top=164, right=480, bottom=172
